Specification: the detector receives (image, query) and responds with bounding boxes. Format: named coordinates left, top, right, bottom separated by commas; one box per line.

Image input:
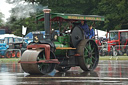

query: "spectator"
left=89, top=25, right=95, bottom=39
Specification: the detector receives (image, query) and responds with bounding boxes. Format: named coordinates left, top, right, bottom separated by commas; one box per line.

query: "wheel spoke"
left=89, top=58, right=93, bottom=65
left=92, top=56, right=95, bottom=60
left=46, top=64, right=49, bottom=72
left=92, top=52, right=95, bottom=55
left=91, top=47, right=94, bottom=53
left=85, top=58, right=89, bottom=65
left=84, top=55, right=94, bottom=69
left=85, top=47, right=89, bottom=53
left=84, top=49, right=88, bottom=57
left=38, top=63, right=43, bottom=70
left=38, top=52, right=48, bottom=72
left=85, top=58, right=91, bottom=65
left=42, top=54, right=46, bottom=60
left=88, top=42, right=92, bottom=51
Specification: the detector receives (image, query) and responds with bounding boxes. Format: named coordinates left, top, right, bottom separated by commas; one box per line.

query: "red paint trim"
left=74, top=54, right=80, bottom=56
left=27, top=44, right=50, bottom=60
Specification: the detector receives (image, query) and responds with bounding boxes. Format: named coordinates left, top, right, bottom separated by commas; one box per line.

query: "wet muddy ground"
left=0, top=60, right=128, bottom=85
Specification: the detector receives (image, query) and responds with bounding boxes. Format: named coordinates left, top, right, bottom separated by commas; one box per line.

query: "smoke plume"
left=7, top=0, right=47, bottom=19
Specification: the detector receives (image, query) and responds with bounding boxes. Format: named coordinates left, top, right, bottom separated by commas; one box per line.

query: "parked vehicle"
left=99, top=30, right=128, bottom=56
left=0, top=29, right=5, bottom=34
left=0, top=43, right=9, bottom=58
left=0, top=34, right=26, bottom=58
left=4, top=37, right=23, bottom=58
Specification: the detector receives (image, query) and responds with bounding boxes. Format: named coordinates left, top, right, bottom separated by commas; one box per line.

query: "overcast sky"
left=0, top=0, right=14, bottom=22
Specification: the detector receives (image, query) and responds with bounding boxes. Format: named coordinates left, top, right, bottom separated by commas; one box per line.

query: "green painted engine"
left=19, top=9, right=104, bottom=74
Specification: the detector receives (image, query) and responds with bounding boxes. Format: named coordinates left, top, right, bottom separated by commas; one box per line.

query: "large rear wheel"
left=77, top=39, right=99, bottom=71
left=20, top=49, right=56, bottom=74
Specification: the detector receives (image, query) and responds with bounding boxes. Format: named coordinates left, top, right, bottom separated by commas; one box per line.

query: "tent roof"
left=0, top=34, right=22, bottom=39
left=95, top=29, right=107, bottom=38
left=25, top=31, right=45, bottom=39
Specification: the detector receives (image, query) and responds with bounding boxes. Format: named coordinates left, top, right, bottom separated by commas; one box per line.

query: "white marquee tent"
left=95, top=29, right=107, bottom=38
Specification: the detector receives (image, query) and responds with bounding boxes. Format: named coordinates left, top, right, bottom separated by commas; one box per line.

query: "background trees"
left=5, top=0, right=128, bottom=36
left=0, top=12, right=4, bottom=26
left=94, top=0, right=128, bottom=30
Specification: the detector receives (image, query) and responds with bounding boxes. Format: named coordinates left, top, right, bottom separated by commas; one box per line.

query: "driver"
left=79, top=20, right=90, bottom=39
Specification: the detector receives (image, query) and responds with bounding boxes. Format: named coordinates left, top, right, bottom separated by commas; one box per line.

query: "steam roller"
left=18, top=9, right=104, bottom=75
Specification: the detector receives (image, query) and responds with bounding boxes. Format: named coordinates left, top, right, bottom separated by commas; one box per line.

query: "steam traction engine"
left=19, top=9, right=104, bottom=74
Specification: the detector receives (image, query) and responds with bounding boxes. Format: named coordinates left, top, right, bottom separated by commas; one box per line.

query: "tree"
left=23, top=0, right=100, bottom=14
left=92, top=0, right=128, bottom=30
left=6, top=15, right=44, bottom=36
left=24, top=0, right=128, bottom=30
left=6, top=0, right=44, bottom=36
left=0, top=12, right=4, bottom=26
left=6, top=0, right=128, bottom=35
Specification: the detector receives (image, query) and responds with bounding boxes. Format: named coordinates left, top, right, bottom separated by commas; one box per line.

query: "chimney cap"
left=43, top=9, right=51, bottom=13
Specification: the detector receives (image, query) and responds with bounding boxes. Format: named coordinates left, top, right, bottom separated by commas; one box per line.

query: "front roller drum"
left=77, top=39, right=99, bottom=71
left=20, top=49, right=56, bottom=74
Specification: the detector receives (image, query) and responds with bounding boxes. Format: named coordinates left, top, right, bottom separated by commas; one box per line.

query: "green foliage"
left=93, top=0, right=128, bottom=30
left=6, top=0, right=128, bottom=36
left=0, top=12, right=4, bottom=26
left=24, top=0, right=128, bottom=31
left=6, top=16, right=44, bottom=36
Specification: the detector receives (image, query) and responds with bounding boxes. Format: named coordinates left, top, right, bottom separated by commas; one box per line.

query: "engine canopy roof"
left=36, top=13, right=105, bottom=22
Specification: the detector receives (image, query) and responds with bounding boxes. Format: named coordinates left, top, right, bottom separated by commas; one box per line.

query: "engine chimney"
left=43, top=9, right=51, bottom=39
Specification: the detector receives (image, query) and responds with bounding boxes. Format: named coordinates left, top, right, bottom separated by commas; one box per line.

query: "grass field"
left=99, top=56, right=128, bottom=60
left=0, top=58, right=20, bottom=63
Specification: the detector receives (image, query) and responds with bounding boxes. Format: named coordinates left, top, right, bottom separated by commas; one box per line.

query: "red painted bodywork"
left=107, top=40, right=119, bottom=52
left=18, top=44, right=60, bottom=64
left=95, top=40, right=101, bottom=46
left=27, top=44, right=50, bottom=60
left=18, top=59, right=60, bottom=64
left=107, top=30, right=128, bottom=52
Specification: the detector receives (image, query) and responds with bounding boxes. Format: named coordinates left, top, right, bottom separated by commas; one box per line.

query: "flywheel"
left=71, top=26, right=85, bottom=48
